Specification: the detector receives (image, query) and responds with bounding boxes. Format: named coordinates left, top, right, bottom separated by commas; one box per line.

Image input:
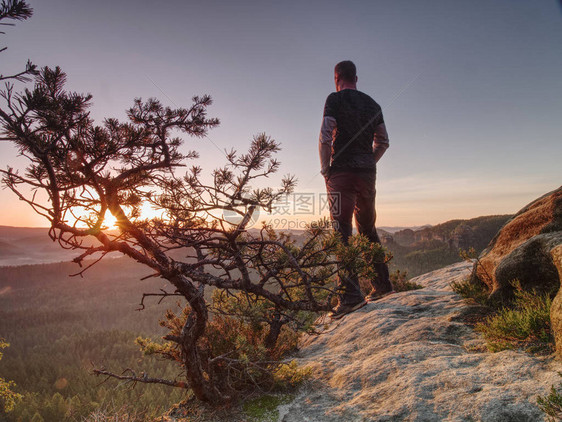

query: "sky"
left=1, top=0, right=561, bottom=228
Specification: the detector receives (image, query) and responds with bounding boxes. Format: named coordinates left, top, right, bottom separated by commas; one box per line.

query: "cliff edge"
left=279, top=261, right=561, bottom=421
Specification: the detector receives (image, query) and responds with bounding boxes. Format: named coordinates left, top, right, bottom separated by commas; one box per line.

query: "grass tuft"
left=390, top=270, right=423, bottom=292
left=538, top=375, right=562, bottom=422
left=475, top=280, right=553, bottom=353
left=451, top=276, right=491, bottom=306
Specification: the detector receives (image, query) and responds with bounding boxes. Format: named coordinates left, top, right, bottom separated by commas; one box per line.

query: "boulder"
left=549, top=244, right=562, bottom=358
left=472, top=186, right=562, bottom=300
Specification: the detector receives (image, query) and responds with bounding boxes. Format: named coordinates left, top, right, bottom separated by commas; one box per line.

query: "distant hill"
left=382, top=215, right=512, bottom=277
left=246, top=216, right=511, bottom=278
left=0, top=225, right=116, bottom=266
left=386, top=215, right=512, bottom=250
left=378, top=225, right=432, bottom=234
left=0, top=216, right=511, bottom=271
left=0, top=239, right=23, bottom=256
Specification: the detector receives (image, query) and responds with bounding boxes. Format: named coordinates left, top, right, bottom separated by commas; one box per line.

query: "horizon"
left=1, top=0, right=561, bottom=227
left=0, top=210, right=516, bottom=231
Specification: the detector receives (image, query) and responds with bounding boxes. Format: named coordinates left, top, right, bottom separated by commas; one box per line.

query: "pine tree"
left=0, top=1, right=388, bottom=405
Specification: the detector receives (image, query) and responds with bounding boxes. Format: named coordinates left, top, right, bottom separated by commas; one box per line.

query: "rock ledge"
left=280, top=262, right=561, bottom=422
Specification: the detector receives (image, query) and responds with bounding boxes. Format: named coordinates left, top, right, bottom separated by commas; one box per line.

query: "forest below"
left=0, top=214, right=510, bottom=421
left=0, top=258, right=186, bottom=421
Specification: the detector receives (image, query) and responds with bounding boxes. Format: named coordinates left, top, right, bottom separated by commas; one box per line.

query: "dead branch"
left=92, top=368, right=189, bottom=389
left=137, top=289, right=183, bottom=310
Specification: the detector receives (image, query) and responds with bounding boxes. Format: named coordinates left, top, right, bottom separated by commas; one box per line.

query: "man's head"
left=334, top=60, right=357, bottom=91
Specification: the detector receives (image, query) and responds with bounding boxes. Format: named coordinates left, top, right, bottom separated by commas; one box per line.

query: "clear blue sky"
left=1, top=0, right=561, bottom=227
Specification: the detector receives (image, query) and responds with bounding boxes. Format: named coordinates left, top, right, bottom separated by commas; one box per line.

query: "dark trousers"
left=325, top=170, right=391, bottom=305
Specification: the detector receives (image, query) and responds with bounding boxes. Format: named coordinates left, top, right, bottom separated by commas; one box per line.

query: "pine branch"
left=0, top=0, right=32, bottom=23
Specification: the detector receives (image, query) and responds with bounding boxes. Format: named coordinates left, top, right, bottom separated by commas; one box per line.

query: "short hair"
left=334, top=60, right=356, bottom=83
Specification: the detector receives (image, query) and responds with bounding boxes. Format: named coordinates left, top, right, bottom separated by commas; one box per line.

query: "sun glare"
left=70, top=203, right=166, bottom=230
left=102, top=213, right=118, bottom=229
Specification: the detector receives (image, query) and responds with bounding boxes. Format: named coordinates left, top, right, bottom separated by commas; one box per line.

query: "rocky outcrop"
left=387, top=215, right=510, bottom=252
left=549, top=244, right=562, bottom=358
left=451, top=223, right=475, bottom=250
left=472, top=186, right=562, bottom=300
left=278, top=262, right=562, bottom=421
left=393, top=228, right=416, bottom=246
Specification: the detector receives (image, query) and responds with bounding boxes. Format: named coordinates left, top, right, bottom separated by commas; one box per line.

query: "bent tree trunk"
left=168, top=274, right=224, bottom=403
left=264, top=312, right=284, bottom=351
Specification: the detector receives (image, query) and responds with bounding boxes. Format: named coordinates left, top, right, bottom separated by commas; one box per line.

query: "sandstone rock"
left=472, top=186, right=562, bottom=299
left=278, top=262, right=562, bottom=421
left=549, top=244, right=562, bottom=358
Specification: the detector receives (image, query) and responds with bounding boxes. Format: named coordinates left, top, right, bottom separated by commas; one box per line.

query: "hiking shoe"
left=365, top=289, right=395, bottom=302
left=329, top=299, right=367, bottom=320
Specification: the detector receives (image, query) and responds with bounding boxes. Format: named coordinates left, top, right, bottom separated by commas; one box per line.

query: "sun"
left=102, top=212, right=119, bottom=229
left=70, top=202, right=166, bottom=230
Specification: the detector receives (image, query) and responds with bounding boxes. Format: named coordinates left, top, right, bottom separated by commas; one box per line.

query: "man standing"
left=319, top=60, right=393, bottom=319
